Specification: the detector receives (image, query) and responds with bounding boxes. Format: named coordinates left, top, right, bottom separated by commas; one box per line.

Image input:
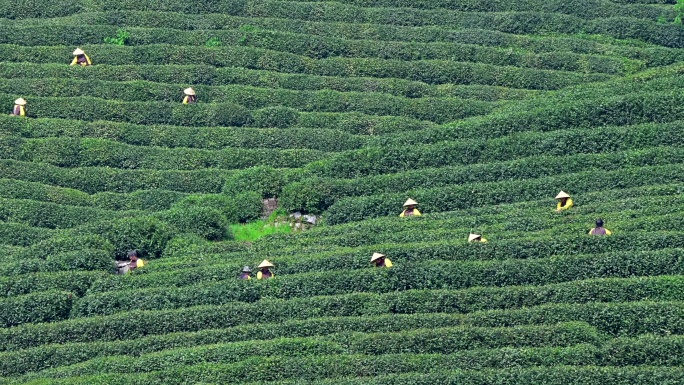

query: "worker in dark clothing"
left=589, top=219, right=612, bottom=236
left=239, top=266, right=252, bottom=280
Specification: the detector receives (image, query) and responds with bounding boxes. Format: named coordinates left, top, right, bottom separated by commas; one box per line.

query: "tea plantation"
left=2, top=0, right=684, bottom=383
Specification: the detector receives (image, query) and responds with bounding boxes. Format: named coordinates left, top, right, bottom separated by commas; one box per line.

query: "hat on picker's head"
left=555, top=191, right=570, bottom=199
left=241, top=266, right=252, bottom=273
left=258, top=259, right=274, bottom=269
left=403, top=198, right=418, bottom=207
left=73, top=48, right=85, bottom=56
left=127, top=250, right=139, bottom=258
left=183, top=87, right=196, bottom=96
left=468, top=233, right=481, bottom=242
left=370, top=252, right=385, bottom=262
left=14, top=98, right=26, bottom=106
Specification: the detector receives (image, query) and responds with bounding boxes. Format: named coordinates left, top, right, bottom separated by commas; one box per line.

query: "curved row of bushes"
left=58, top=365, right=683, bottom=385
left=3, top=297, right=684, bottom=354
left=313, top=120, right=684, bottom=179
left=289, top=0, right=667, bottom=18
left=0, top=62, right=528, bottom=103
left=0, top=136, right=326, bottom=170
left=0, top=290, right=73, bottom=328
left=0, top=160, right=230, bottom=194
left=0, top=44, right=611, bottom=89
left=0, top=77, right=494, bottom=124
left=282, top=145, right=684, bottom=212
left=13, top=323, right=600, bottom=382
left=383, top=88, right=684, bottom=146
left=255, top=208, right=684, bottom=251
left=71, top=249, right=684, bottom=316
left=324, top=164, right=684, bottom=223
left=265, top=183, right=681, bottom=243
left=2, top=312, right=683, bottom=378
left=0, top=24, right=640, bottom=76
left=0, top=271, right=105, bottom=298
left=13, top=10, right=679, bottom=65
left=96, top=231, right=684, bottom=292
left=0, top=116, right=368, bottom=151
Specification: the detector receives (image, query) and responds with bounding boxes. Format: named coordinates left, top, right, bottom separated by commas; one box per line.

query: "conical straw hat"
left=403, top=198, right=418, bottom=207
left=73, top=48, right=85, bottom=55
left=14, top=98, right=26, bottom=106
left=184, top=87, right=195, bottom=96
left=258, top=260, right=274, bottom=268
left=370, top=252, right=385, bottom=262
left=468, top=233, right=481, bottom=242
left=555, top=191, right=570, bottom=199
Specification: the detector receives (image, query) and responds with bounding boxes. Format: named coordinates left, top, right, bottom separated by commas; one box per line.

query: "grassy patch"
left=230, top=211, right=292, bottom=242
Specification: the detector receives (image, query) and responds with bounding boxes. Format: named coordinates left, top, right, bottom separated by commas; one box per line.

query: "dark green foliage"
left=2, top=0, right=684, bottom=383
left=0, top=271, right=105, bottom=297
left=0, top=136, right=326, bottom=170
left=0, top=290, right=73, bottom=327
left=158, top=206, right=231, bottom=241
left=223, top=166, right=292, bottom=199
left=172, top=192, right=263, bottom=223
left=323, top=164, right=684, bottom=223
left=0, top=159, right=230, bottom=194
left=251, top=106, right=301, bottom=128
left=76, top=217, right=176, bottom=260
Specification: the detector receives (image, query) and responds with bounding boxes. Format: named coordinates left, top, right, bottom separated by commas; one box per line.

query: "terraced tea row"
left=0, top=44, right=611, bottom=90
left=1, top=323, right=603, bottom=382
left=0, top=78, right=493, bottom=123
left=4, top=298, right=684, bottom=354
left=71, top=250, right=684, bottom=317
left=0, top=63, right=534, bottom=102
left=0, top=25, right=644, bottom=76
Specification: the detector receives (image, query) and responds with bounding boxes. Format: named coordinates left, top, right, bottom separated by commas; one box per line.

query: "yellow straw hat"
left=468, top=233, right=481, bottom=242
left=258, top=259, right=274, bottom=268
left=184, top=87, right=196, bottom=96
left=555, top=191, right=570, bottom=199
left=73, top=48, right=85, bottom=56
left=14, top=98, right=26, bottom=106
left=370, top=252, right=385, bottom=262
left=403, top=198, right=418, bottom=207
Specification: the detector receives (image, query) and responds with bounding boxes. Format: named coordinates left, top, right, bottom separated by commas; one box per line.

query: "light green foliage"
left=204, top=37, right=221, bottom=47
left=231, top=209, right=292, bottom=242
left=103, top=29, right=130, bottom=46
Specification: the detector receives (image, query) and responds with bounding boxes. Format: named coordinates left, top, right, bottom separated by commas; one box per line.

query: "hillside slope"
left=1, top=0, right=684, bottom=384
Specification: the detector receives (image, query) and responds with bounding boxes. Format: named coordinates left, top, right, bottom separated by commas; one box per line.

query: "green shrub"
left=222, top=166, right=291, bottom=199
left=0, top=290, right=74, bottom=328
left=0, top=221, right=54, bottom=246
left=18, top=234, right=114, bottom=260
left=171, top=192, right=262, bottom=223
left=103, top=29, right=130, bottom=46
left=0, top=159, right=230, bottom=194
left=251, top=106, right=301, bottom=128
left=0, top=271, right=105, bottom=298
left=76, top=216, right=176, bottom=259
left=1, top=136, right=327, bottom=170
left=159, top=206, right=231, bottom=241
